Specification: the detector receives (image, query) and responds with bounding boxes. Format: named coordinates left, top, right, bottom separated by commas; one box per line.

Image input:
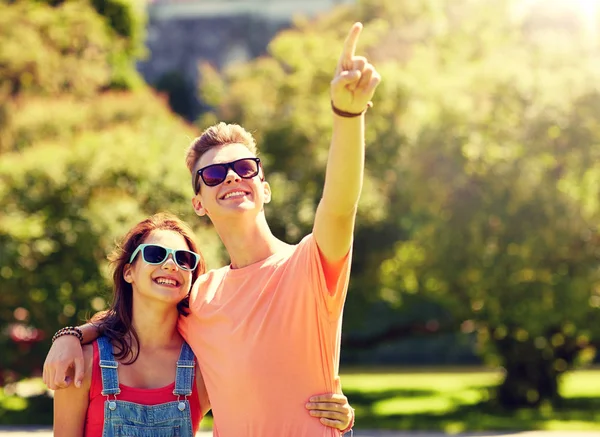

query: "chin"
left=218, top=204, right=260, bottom=216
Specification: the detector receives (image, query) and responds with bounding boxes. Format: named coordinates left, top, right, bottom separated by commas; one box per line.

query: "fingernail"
left=76, top=381, right=81, bottom=388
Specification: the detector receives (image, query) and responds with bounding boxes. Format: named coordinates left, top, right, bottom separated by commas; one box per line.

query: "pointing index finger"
left=340, top=22, right=363, bottom=65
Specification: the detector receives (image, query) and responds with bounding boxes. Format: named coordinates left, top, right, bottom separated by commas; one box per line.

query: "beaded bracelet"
left=51, top=326, right=83, bottom=344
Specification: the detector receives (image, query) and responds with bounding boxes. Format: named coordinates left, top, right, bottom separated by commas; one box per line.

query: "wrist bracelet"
left=331, top=100, right=373, bottom=118
left=52, top=326, right=83, bottom=344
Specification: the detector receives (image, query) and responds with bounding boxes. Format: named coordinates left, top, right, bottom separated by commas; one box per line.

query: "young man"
left=44, top=22, right=380, bottom=436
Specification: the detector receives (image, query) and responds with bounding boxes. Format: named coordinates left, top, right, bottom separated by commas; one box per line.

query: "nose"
left=224, top=167, right=241, bottom=184
left=161, top=254, right=178, bottom=271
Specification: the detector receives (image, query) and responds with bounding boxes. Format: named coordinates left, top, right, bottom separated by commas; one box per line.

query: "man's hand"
left=43, top=335, right=85, bottom=390
left=331, top=22, right=381, bottom=115
left=306, top=393, right=354, bottom=430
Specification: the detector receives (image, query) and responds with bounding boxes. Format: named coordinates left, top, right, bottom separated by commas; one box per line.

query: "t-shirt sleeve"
left=294, top=233, right=352, bottom=319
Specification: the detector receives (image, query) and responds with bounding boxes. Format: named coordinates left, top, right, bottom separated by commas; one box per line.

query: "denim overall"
left=97, top=336, right=196, bottom=437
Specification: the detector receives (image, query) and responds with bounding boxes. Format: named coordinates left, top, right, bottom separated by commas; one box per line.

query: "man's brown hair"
left=185, top=122, right=257, bottom=174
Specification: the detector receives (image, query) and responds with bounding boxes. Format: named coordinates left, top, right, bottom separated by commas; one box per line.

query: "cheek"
left=129, top=265, right=150, bottom=284
left=182, top=274, right=193, bottom=292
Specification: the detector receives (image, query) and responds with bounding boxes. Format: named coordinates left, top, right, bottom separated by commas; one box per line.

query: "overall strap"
left=173, top=342, right=195, bottom=396
left=97, top=336, right=121, bottom=396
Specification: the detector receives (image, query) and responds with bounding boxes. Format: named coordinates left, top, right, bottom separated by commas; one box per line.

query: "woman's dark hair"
left=90, top=212, right=205, bottom=364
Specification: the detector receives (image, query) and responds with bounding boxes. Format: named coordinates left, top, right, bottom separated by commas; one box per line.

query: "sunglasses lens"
left=142, top=245, right=167, bottom=264
left=234, top=159, right=259, bottom=178
left=175, top=250, right=197, bottom=270
left=202, top=165, right=228, bottom=186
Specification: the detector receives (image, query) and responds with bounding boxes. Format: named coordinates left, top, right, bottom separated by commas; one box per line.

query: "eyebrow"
left=201, top=158, right=255, bottom=166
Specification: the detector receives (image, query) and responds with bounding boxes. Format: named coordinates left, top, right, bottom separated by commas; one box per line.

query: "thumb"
left=334, top=375, right=341, bottom=392
left=331, top=70, right=361, bottom=90
left=74, top=355, right=85, bottom=388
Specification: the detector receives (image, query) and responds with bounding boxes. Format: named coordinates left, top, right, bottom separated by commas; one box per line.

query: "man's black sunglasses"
left=194, top=158, right=262, bottom=194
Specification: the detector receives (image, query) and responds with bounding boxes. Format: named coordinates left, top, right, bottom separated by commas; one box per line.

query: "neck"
left=129, top=297, right=182, bottom=350
left=212, top=212, right=289, bottom=269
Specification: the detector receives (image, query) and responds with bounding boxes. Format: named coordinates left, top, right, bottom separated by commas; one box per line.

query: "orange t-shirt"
left=179, top=234, right=351, bottom=437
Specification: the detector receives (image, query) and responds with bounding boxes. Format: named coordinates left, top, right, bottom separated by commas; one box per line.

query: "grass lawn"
left=340, top=367, right=600, bottom=432
left=2, top=368, right=599, bottom=431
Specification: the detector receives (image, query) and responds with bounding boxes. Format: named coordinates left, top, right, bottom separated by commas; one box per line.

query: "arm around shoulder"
left=44, top=322, right=102, bottom=390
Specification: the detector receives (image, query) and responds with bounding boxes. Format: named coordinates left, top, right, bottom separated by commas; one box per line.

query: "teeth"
left=224, top=191, right=246, bottom=199
left=156, top=278, right=176, bottom=286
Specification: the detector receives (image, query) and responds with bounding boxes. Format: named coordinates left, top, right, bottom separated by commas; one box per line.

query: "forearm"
left=313, top=113, right=364, bottom=262
left=79, top=323, right=101, bottom=345
left=52, top=322, right=100, bottom=346
left=321, top=114, right=365, bottom=214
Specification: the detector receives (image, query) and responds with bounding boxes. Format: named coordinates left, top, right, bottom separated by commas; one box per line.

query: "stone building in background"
left=137, top=0, right=354, bottom=119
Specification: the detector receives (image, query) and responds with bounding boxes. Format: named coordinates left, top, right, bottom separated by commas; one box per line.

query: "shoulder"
left=298, top=233, right=315, bottom=248
left=195, top=266, right=229, bottom=285
left=285, top=234, right=316, bottom=260
left=190, top=266, right=229, bottom=298
left=257, top=236, right=312, bottom=270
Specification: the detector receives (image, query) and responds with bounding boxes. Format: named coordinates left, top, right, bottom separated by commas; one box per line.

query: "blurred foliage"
left=0, top=0, right=224, bottom=388
left=198, top=0, right=600, bottom=408
left=1, top=0, right=600, bottom=419
left=0, top=0, right=145, bottom=96
left=341, top=369, right=600, bottom=431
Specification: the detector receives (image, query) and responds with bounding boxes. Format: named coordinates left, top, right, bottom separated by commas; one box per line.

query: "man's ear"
left=192, top=195, right=207, bottom=217
left=263, top=181, right=272, bottom=204
left=123, top=263, right=134, bottom=284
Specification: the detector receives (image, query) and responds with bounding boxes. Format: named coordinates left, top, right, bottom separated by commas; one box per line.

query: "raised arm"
left=43, top=322, right=101, bottom=390
left=313, top=22, right=381, bottom=267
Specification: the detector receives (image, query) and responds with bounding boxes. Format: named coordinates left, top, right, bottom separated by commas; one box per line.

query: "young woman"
left=53, top=213, right=354, bottom=436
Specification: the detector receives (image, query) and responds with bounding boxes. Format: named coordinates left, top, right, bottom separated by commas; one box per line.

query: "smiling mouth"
left=221, top=190, right=249, bottom=200
left=154, top=277, right=180, bottom=287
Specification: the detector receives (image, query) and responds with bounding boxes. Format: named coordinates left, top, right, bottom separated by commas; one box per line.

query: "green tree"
left=0, top=90, right=224, bottom=384
left=0, top=0, right=145, bottom=97
left=0, top=1, right=223, bottom=387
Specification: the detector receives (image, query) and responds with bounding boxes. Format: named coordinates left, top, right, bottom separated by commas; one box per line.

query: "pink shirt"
left=179, top=234, right=351, bottom=437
